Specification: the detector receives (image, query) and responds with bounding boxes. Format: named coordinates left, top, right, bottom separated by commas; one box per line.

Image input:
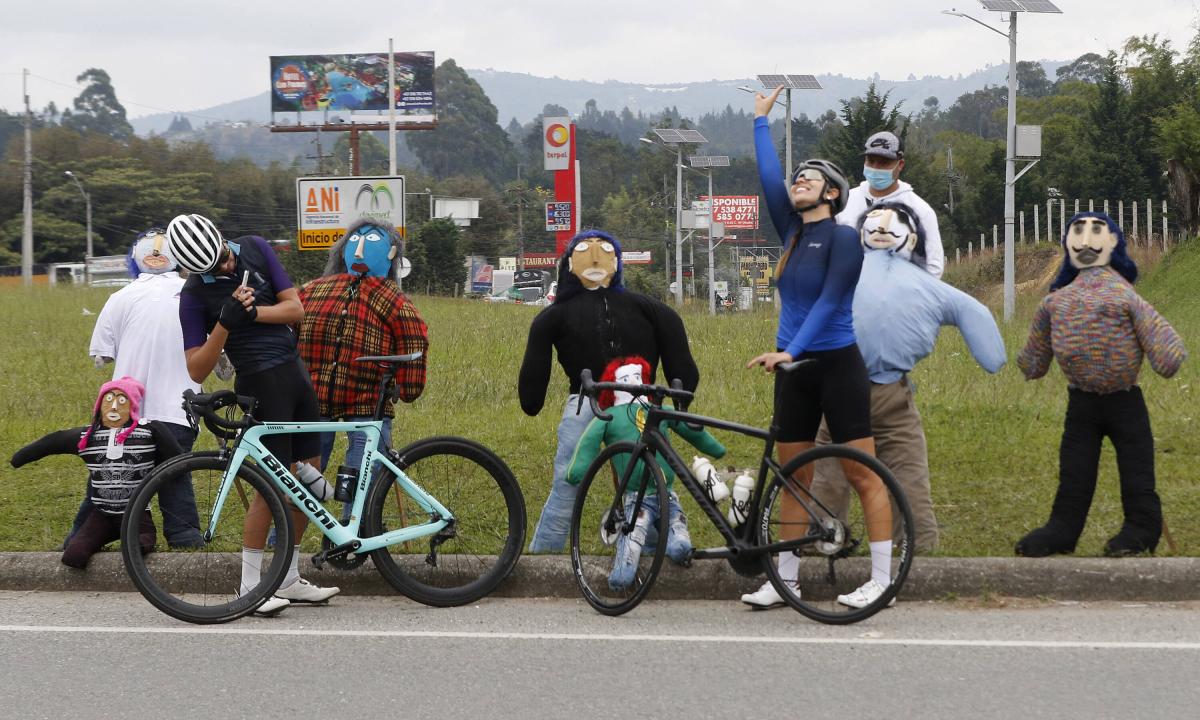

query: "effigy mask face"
left=569, top=238, right=618, bottom=290
left=860, top=207, right=916, bottom=260
left=1066, top=217, right=1118, bottom=269
left=343, top=224, right=397, bottom=277
left=100, top=390, right=131, bottom=429
left=612, top=362, right=645, bottom=406
left=133, top=228, right=176, bottom=274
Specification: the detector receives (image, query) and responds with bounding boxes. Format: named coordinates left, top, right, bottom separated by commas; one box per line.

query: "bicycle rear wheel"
left=121, top=452, right=294, bottom=624
left=569, top=441, right=668, bottom=616
left=756, top=444, right=914, bottom=625
left=364, top=437, right=525, bottom=607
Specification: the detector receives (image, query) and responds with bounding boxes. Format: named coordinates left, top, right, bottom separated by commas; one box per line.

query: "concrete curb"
left=1, top=552, right=1197, bottom=601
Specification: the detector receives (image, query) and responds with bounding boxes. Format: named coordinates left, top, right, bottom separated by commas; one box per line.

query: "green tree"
left=406, top=219, right=462, bottom=294
left=407, top=59, right=516, bottom=186
left=1079, top=55, right=1151, bottom=201
left=61, top=69, right=133, bottom=140
left=818, top=83, right=905, bottom=182
left=1055, top=52, right=1105, bottom=85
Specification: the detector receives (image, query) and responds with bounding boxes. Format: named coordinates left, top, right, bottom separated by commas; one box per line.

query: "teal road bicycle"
left=120, top=353, right=526, bottom=624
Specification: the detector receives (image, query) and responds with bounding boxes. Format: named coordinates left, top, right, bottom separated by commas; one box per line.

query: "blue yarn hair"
left=553, top=229, right=625, bottom=303
left=1049, top=212, right=1138, bottom=291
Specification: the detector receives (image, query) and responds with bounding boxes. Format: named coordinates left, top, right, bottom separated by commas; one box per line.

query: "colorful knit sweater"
left=1017, top=266, right=1186, bottom=393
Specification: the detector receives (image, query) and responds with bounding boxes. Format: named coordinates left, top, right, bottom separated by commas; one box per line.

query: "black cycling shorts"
left=235, top=358, right=321, bottom=465
left=773, top=343, right=872, bottom=443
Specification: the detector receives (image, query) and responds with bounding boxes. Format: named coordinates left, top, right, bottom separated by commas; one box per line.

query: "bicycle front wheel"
left=121, top=452, right=294, bottom=624
left=757, top=444, right=914, bottom=625
left=569, top=441, right=669, bottom=616
left=364, top=437, right=525, bottom=607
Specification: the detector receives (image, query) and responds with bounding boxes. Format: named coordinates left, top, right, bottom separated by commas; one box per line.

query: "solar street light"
left=944, top=0, right=1061, bottom=322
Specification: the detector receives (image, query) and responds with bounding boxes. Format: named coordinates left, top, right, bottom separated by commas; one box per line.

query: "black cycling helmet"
left=789, top=159, right=850, bottom=215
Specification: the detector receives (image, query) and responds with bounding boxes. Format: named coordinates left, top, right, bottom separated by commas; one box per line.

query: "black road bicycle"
left=568, top=361, right=914, bottom=624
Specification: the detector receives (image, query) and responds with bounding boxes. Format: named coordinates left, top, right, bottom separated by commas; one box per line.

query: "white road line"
left=1, top=625, right=1198, bottom=650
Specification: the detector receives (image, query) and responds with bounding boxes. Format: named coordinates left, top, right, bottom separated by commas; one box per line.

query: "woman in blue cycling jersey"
left=742, top=85, right=894, bottom=611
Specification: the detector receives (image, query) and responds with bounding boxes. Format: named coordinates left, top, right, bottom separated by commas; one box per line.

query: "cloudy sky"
left=2, top=0, right=1197, bottom=118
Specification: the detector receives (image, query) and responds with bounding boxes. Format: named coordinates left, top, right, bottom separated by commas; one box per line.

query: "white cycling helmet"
left=167, top=214, right=225, bottom=273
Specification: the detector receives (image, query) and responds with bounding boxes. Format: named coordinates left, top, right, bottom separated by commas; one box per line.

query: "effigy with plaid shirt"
left=299, top=274, right=428, bottom=418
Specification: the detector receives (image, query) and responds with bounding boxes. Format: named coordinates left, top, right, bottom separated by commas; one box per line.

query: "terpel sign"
left=543, top=116, right=570, bottom=171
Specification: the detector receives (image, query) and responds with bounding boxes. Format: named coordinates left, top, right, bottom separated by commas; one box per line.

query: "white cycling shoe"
left=740, top=581, right=789, bottom=610
left=275, top=578, right=341, bottom=604
left=836, top=579, right=897, bottom=609
left=252, top=595, right=291, bottom=617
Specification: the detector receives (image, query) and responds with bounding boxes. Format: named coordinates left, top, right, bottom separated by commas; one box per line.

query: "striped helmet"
left=167, top=214, right=225, bottom=273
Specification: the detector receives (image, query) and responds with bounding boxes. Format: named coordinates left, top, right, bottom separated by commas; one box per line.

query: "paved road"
left=2, top=592, right=1198, bottom=719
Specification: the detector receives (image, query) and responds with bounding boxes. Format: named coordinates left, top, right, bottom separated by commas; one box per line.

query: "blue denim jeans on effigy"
left=322, top=416, right=393, bottom=524
left=610, top=490, right=693, bottom=589
left=67, top=422, right=200, bottom=547
left=528, top=394, right=596, bottom=553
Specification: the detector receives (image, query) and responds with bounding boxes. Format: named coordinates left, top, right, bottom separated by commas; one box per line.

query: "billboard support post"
left=388, top=38, right=397, bottom=176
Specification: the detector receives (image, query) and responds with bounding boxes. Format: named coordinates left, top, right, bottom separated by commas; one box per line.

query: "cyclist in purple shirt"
left=169, top=214, right=339, bottom=616
left=742, top=86, right=895, bottom=612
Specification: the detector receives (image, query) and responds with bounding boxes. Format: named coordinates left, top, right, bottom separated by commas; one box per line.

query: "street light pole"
left=944, top=2, right=1061, bottom=322
left=674, top=144, right=683, bottom=307
left=1002, top=10, right=1018, bottom=322
left=21, top=68, right=33, bottom=287
left=64, top=171, right=93, bottom=260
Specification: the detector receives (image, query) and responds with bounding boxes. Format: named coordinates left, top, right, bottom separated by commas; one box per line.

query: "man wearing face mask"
left=836, top=131, right=945, bottom=279
left=519, top=230, right=699, bottom=553
left=297, top=219, right=429, bottom=523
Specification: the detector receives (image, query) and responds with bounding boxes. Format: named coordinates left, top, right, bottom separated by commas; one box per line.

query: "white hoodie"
left=836, top=180, right=945, bottom=279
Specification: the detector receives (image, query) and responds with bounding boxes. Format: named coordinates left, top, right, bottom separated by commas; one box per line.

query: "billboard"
left=270, top=52, right=435, bottom=113
left=704, top=196, right=759, bottom=230
left=295, top=175, right=406, bottom=251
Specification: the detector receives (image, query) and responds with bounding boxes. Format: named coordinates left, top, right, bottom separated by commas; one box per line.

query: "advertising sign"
left=704, top=195, right=759, bottom=230
left=545, top=201, right=572, bottom=232
left=464, top=256, right=493, bottom=294
left=270, top=52, right=435, bottom=113
left=623, top=251, right=652, bottom=265
left=295, top=175, right=405, bottom=251
left=522, top=253, right=560, bottom=269
left=543, top=116, right=571, bottom=171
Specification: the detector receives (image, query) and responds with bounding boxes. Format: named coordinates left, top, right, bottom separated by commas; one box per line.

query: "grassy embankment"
left=0, top=239, right=1196, bottom=555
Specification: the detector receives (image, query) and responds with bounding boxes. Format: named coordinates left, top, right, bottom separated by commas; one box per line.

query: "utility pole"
left=306, top=130, right=331, bottom=173
left=22, top=68, right=33, bottom=286
left=516, top=163, right=524, bottom=270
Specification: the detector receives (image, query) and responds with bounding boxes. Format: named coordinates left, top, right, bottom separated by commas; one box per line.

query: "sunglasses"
left=791, top=168, right=825, bottom=184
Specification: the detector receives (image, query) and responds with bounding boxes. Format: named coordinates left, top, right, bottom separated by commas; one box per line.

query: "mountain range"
left=130, top=60, right=1068, bottom=136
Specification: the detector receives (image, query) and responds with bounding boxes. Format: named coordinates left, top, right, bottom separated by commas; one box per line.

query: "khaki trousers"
left=810, top=377, right=939, bottom=553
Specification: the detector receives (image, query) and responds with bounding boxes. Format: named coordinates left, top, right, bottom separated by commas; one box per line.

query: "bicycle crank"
left=314, top=538, right=366, bottom=570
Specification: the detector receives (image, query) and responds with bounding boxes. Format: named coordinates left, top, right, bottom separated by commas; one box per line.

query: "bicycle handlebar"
left=576, top=368, right=695, bottom=422
left=182, top=389, right=259, bottom=439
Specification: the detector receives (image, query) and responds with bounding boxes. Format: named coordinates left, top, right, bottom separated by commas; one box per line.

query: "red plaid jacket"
left=298, top=274, right=429, bottom=419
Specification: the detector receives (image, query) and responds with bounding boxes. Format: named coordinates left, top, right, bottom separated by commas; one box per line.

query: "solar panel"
left=1017, top=0, right=1062, bottom=12
left=652, top=128, right=686, bottom=143
left=757, top=74, right=787, bottom=89
left=676, top=129, right=709, bottom=143
left=786, top=74, right=823, bottom=89
left=689, top=155, right=730, bottom=168
left=979, top=0, right=1024, bottom=11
